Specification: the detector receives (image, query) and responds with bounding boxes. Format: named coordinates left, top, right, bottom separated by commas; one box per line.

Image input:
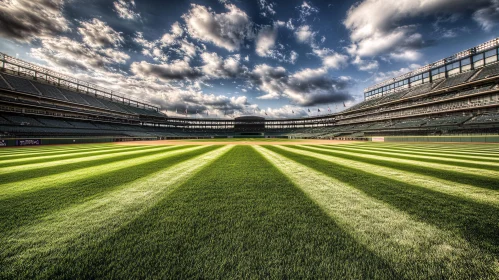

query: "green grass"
left=0, top=142, right=498, bottom=279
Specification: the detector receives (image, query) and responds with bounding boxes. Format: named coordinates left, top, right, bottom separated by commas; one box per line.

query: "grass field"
left=0, top=140, right=498, bottom=279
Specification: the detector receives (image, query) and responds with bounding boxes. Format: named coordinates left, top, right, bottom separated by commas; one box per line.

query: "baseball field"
left=0, top=140, right=498, bottom=279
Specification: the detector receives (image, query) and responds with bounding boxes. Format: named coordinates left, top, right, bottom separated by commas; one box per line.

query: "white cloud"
left=160, top=34, right=176, bottom=46
left=171, top=21, right=184, bottom=37
left=295, top=25, right=315, bottom=44
left=312, top=48, right=349, bottom=70
left=297, top=1, right=319, bottom=22
left=275, top=20, right=285, bottom=27
left=252, top=64, right=287, bottom=100
left=78, top=19, right=124, bottom=49
left=258, top=0, right=276, bottom=17
left=178, top=39, right=197, bottom=58
left=131, top=60, right=201, bottom=81
left=200, top=52, right=247, bottom=78
left=473, top=0, right=499, bottom=31
left=258, top=105, right=309, bottom=118
left=134, top=32, right=155, bottom=49
left=134, top=21, right=197, bottom=62
left=0, top=0, right=69, bottom=42
left=251, top=64, right=352, bottom=106
left=290, top=51, right=299, bottom=64
left=374, top=63, right=421, bottom=82
left=183, top=4, right=252, bottom=51
left=254, top=25, right=298, bottom=64
left=31, top=36, right=130, bottom=72
left=389, top=49, right=422, bottom=62
left=343, top=0, right=497, bottom=59
left=323, top=53, right=349, bottom=69
left=256, top=26, right=278, bottom=57
left=113, top=0, right=140, bottom=20
left=159, top=22, right=185, bottom=46
left=352, top=56, right=379, bottom=72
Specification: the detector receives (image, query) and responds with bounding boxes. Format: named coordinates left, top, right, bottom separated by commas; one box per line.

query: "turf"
left=0, top=142, right=498, bottom=279
left=180, top=138, right=308, bottom=142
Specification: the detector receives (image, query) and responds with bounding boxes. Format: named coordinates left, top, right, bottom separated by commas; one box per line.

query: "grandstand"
left=1, top=38, right=499, bottom=145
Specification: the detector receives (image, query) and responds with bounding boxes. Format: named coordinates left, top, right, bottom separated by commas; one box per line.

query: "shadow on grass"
left=298, top=145, right=499, bottom=191
left=0, top=146, right=220, bottom=235
left=268, top=146, right=499, bottom=257
left=335, top=144, right=499, bottom=163
left=26, top=146, right=399, bottom=280
left=318, top=144, right=499, bottom=172
left=0, top=145, right=118, bottom=158
left=0, top=145, right=154, bottom=168
left=0, top=146, right=185, bottom=185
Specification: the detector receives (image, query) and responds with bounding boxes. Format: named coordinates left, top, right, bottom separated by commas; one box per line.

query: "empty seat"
left=402, top=83, right=433, bottom=98
left=0, top=116, right=12, bottom=125
left=0, top=74, right=12, bottom=90
left=80, top=94, right=108, bottom=109
left=59, top=89, right=90, bottom=105
left=31, top=81, right=68, bottom=101
left=66, top=121, right=98, bottom=129
left=473, top=62, right=499, bottom=81
left=3, top=115, right=45, bottom=126
left=2, top=74, right=40, bottom=95
left=433, top=70, right=476, bottom=90
left=37, top=117, right=74, bottom=128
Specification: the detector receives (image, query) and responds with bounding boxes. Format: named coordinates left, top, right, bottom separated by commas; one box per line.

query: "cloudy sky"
left=0, top=0, right=497, bottom=118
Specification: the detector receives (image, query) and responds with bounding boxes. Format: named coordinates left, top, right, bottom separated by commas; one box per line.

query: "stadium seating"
left=37, top=117, right=74, bottom=128
left=466, top=113, right=499, bottom=124
left=0, top=73, right=161, bottom=117
left=79, top=94, right=108, bottom=109
left=472, top=62, right=499, bottom=81
left=58, top=88, right=91, bottom=105
left=433, top=70, right=476, bottom=90
left=0, top=116, right=11, bottom=125
left=31, top=81, right=69, bottom=101
left=423, top=115, right=472, bottom=127
left=1, top=47, right=499, bottom=140
left=402, top=83, right=433, bottom=99
left=3, top=115, right=45, bottom=126
left=378, top=88, right=412, bottom=103
left=390, top=119, right=427, bottom=129
left=0, top=75, right=12, bottom=90
left=1, top=74, right=40, bottom=95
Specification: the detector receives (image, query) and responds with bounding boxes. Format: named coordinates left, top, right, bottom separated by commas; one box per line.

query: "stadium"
left=1, top=0, right=499, bottom=279
left=2, top=38, right=499, bottom=143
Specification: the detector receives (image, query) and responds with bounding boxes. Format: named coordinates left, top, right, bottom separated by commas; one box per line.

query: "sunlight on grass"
left=0, top=145, right=232, bottom=269
left=0, top=145, right=164, bottom=174
left=256, top=146, right=499, bottom=279
left=333, top=144, right=499, bottom=162
left=0, top=145, right=201, bottom=197
left=300, top=144, right=499, bottom=179
left=281, top=145, right=499, bottom=206
left=0, top=142, right=497, bottom=279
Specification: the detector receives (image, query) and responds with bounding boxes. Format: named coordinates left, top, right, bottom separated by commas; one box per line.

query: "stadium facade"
left=1, top=38, right=499, bottom=145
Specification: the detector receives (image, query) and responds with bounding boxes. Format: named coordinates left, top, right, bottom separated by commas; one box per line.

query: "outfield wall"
left=372, top=135, right=499, bottom=143
left=0, top=137, right=158, bottom=147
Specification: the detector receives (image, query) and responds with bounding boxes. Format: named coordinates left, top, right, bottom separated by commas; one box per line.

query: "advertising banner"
left=371, top=137, right=385, bottom=142
left=16, top=139, right=41, bottom=146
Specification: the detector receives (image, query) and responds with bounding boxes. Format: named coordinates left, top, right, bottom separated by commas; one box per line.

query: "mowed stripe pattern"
left=0, top=142, right=498, bottom=279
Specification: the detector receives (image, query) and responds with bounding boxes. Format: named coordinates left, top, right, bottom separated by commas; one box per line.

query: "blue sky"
left=0, top=0, right=497, bottom=118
